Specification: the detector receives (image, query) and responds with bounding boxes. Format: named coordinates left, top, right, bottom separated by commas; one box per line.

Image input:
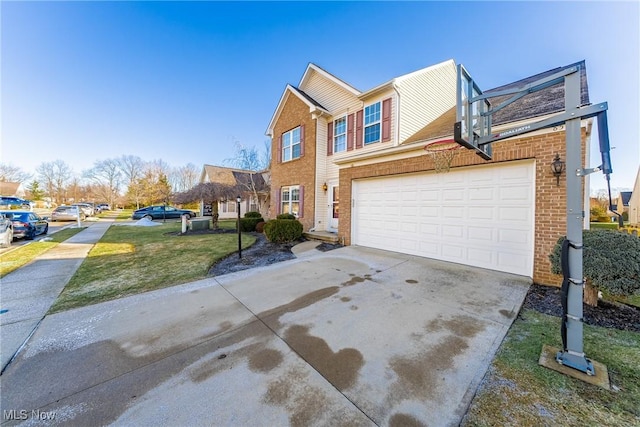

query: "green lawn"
left=590, top=222, right=620, bottom=230
left=0, top=228, right=86, bottom=277
left=463, top=310, right=640, bottom=426
left=98, top=209, right=134, bottom=220
left=49, top=222, right=255, bottom=313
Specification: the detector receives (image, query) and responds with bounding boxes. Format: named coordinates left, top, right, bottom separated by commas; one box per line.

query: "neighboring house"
left=0, top=182, right=26, bottom=198
left=628, top=167, right=640, bottom=225
left=616, top=191, right=632, bottom=216
left=199, top=165, right=270, bottom=219
left=266, top=59, right=595, bottom=286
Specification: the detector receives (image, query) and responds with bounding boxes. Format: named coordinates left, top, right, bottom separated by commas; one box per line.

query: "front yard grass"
left=463, top=309, right=640, bottom=426
left=49, top=222, right=256, bottom=313
left=0, top=228, right=86, bottom=277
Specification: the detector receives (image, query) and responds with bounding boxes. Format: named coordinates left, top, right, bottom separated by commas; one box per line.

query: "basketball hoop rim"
left=424, top=139, right=462, bottom=152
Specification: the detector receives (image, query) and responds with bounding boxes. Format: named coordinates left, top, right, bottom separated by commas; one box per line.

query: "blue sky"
left=2, top=1, right=638, bottom=193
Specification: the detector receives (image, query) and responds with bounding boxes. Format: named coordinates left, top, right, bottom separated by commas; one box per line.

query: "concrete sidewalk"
left=0, top=221, right=113, bottom=372
left=1, top=245, right=530, bottom=426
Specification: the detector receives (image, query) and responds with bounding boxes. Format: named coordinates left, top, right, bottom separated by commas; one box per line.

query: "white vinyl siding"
left=352, top=161, right=535, bottom=276
left=395, top=59, right=457, bottom=143
left=302, top=72, right=361, bottom=113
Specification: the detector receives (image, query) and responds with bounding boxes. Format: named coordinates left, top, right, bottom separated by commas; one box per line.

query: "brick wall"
left=270, top=94, right=317, bottom=232
left=338, top=128, right=588, bottom=286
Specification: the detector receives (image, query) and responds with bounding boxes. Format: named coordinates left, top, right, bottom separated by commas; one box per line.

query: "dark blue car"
left=0, top=211, right=48, bottom=240
left=132, top=205, right=196, bottom=220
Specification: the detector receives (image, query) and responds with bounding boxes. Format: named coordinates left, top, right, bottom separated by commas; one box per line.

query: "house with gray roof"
left=266, top=59, right=595, bottom=286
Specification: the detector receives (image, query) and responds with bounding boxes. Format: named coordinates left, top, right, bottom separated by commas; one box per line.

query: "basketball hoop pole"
left=556, top=70, right=594, bottom=375
left=454, top=63, right=616, bottom=376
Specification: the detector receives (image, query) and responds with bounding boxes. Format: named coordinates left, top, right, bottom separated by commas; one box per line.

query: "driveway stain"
left=389, top=413, right=427, bottom=427
left=284, top=325, right=364, bottom=391
left=499, top=309, right=516, bottom=318
left=258, top=286, right=340, bottom=330
left=386, top=314, right=486, bottom=406
left=405, top=279, right=418, bottom=284
left=340, top=296, right=352, bottom=302
left=249, top=348, right=283, bottom=373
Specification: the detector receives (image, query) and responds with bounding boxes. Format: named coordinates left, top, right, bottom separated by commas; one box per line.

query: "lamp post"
left=237, top=196, right=242, bottom=259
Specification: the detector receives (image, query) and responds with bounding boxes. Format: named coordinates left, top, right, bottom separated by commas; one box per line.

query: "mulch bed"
left=523, top=283, right=640, bottom=332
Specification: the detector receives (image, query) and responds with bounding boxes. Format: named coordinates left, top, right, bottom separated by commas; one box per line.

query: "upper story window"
left=364, top=102, right=381, bottom=144
left=334, top=117, right=347, bottom=153
left=282, top=127, right=301, bottom=162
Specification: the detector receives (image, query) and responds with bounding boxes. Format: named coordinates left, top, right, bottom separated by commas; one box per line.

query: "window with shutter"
left=355, top=110, right=363, bottom=149
left=382, top=98, right=392, bottom=142
left=327, top=122, right=333, bottom=156
left=281, top=127, right=302, bottom=161
left=333, top=116, right=347, bottom=153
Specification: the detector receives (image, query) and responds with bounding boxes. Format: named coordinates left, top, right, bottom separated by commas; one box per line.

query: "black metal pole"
left=237, top=197, right=242, bottom=259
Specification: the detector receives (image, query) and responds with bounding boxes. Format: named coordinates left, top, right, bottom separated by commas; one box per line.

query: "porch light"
left=551, top=153, right=565, bottom=186
left=322, top=182, right=328, bottom=192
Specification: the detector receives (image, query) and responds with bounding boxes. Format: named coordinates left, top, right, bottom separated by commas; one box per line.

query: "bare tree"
left=117, top=155, right=144, bottom=209
left=0, top=163, right=32, bottom=183
left=224, top=141, right=271, bottom=214
left=174, top=182, right=241, bottom=229
left=36, top=160, right=74, bottom=204
left=84, top=158, right=122, bottom=208
left=170, top=163, right=200, bottom=193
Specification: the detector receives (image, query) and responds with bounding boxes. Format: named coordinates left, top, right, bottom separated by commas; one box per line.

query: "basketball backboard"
left=455, top=64, right=492, bottom=160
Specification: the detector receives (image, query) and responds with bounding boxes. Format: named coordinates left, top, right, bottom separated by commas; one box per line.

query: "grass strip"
left=49, top=222, right=255, bottom=313
left=0, top=227, right=86, bottom=278
left=463, top=309, right=640, bottom=426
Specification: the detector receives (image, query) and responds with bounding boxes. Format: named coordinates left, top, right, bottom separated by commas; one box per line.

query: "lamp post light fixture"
left=236, top=196, right=242, bottom=259
left=551, top=153, right=565, bottom=187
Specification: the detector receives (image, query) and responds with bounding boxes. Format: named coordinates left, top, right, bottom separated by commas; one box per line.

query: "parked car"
left=0, top=196, right=33, bottom=210
left=132, top=205, right=196, bottom=220
left=51, top=206, right=86, bottom=222
left=0, top=212, right=13, bottom=247
left=97, top=203, right=111, bottom=211
left=72, top=203, right=95, bottom=217
left=0, top=211, right=48, bottom=240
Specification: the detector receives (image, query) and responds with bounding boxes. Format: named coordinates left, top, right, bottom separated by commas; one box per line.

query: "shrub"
left=549, top=229, right=640, bottom=297
left=239, top=217, right=263, bottom=232
left=264, top=219, right=303, bottom=243
left=255, top=221, right=266, bottom=233
left=276, top=213, right=296, bottom=220
left=244, top=211, right=263, bottom=219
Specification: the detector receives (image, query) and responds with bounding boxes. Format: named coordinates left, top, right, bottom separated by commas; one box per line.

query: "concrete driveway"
left=0, top=246, right=530, bottom=426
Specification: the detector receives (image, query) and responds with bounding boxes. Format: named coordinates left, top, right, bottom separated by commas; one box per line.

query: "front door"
left=328, top=183, right=339, bottom=231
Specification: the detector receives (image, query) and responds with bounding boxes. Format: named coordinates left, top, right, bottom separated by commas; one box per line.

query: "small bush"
left=255, top=221, right=266, bottom=233
left=264, top=219, right=303, bottom=243
left=244, top=211, right=263, bottom=219
left=276, top=213, right=296, bottom=220
left=549, top=229, right=640, bottom=296
left=239, top=217, right=263, bottom=232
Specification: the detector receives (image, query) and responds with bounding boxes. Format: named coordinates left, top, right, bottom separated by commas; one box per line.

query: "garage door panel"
left=352, top=161, right=535, bottom=276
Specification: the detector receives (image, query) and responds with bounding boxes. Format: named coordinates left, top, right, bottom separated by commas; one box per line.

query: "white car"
left=0, top=212, right=13, bottom=247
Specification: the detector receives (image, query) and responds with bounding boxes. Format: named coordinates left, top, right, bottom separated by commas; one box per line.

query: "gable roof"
left=200, top=165, right=268, bottom=191
left=405, top=60, right=590, bottom=145
left=299, top=63, right=361, bottom=96
left=265, top=84, right=329, bottom=137
left=620, top=191, right=632, bottom=206
left=0, top=182, right=23, bottom=196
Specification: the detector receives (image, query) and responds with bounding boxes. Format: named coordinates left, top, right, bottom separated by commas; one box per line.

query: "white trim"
left=299, top=63, right=361, bottom=96
left=265, top=85, right=329, bottom=137
left=333, top=116, right=347, bottom=153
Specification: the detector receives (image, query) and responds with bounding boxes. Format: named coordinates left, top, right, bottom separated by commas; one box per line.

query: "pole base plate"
left=539, top=345, right=610, bottom=390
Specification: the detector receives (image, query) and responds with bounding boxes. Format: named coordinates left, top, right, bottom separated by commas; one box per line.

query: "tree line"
left=0, top=156, right=200, bottom=209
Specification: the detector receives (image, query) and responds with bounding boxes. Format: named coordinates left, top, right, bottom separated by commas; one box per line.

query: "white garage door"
left=352, top=160, right=535, bottom=276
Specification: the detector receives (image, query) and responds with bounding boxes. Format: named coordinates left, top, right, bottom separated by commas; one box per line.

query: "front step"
left=303, top=231, right=340, bottom=244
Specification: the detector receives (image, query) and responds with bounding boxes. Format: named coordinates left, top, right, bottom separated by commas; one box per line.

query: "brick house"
left=266, top=60, right=593, bottom=285
left=199, top=165, right=269, bottom=219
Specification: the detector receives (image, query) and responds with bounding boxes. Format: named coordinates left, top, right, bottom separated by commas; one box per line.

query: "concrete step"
left=303, top=231, right=340, bottom=244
